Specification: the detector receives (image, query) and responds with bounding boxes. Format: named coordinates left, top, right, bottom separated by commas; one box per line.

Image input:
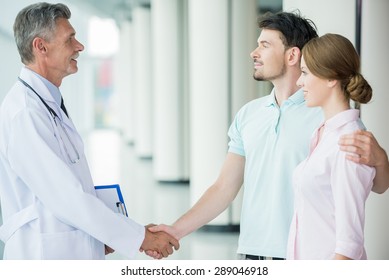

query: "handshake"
left=104, top=224, right=179, bottom=259
left=140, top=224, right=180, bottom=259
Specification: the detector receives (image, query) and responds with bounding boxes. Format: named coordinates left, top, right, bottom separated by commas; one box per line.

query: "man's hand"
left=338, top=130, right=387, bottom=166
left=339, top=130, right=389, bottom=193
left=140, top=225, right=180, bottom=259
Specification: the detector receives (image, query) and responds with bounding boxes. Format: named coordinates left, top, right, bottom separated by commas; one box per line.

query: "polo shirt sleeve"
left=331, top=150, right=376, bottom=259
left=227, top=112, right=245, bottom=157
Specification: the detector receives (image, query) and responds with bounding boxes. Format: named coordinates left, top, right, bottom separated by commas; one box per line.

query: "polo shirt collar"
left=265, top=88, right=305, bottom=107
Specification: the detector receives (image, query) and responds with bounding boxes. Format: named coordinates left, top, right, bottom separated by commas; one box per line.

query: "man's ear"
left=286, top=46, right=301, bottom=66
left=32, top=37, right=47, bottom=55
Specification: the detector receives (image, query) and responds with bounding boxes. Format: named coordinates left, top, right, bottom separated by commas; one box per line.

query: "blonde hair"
left=302, top=33, right=372, bottom=104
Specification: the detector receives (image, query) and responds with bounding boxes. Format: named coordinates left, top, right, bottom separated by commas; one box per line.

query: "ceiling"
left=67, top=0, right=150, bottom=21
left=67, top=0, right=281, bottom=22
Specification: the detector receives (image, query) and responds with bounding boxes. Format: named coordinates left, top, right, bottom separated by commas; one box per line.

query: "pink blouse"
left=287, top=109, right=375, bottom=260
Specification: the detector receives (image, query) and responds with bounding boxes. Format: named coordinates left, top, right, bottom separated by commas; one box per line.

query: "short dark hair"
left=258, top=11, right=318, bottom=50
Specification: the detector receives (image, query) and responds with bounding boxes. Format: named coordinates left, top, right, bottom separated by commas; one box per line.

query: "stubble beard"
left=252, top=63, right=287, bottom=82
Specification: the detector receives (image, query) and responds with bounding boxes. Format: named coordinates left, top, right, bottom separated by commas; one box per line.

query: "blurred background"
left=0, top=0, right=388, bottom=259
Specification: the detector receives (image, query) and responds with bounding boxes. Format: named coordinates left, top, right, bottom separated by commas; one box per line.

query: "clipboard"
left=94, top=184, right=128, bottom=216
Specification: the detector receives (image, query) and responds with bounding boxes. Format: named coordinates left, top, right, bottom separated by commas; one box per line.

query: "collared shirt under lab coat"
left=0, top=67, right=145, bottom=259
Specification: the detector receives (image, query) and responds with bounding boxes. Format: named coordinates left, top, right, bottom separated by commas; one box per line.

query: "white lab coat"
left=0, top=67, right=145, bottom=259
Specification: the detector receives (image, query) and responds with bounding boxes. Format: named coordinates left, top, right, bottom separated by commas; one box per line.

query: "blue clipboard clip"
left=94, top=184, right=128, bottom=217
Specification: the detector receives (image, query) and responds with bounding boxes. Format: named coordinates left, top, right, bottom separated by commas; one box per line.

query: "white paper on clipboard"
left=94, top=184, right=128, bottom=216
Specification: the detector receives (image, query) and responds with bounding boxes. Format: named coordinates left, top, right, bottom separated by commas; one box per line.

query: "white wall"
left=360, top=0, right=389, bottom=260
left=284, top=0, right=355, bottom=39
left=0, top=0, right=31, bottom=101
left=0, top=32, right=21, bottom=102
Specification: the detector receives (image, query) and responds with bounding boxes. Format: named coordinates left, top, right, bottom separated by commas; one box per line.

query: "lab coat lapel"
left=20, top=68, right=62, bottom=116
left=20, top=67, right=76, bottom=131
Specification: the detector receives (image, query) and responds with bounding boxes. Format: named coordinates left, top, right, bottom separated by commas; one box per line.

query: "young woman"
left=287, top=33, right=375, bottom=260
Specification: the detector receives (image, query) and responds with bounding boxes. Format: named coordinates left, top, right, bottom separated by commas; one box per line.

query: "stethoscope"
left=18, top=77, right=80, bottom=164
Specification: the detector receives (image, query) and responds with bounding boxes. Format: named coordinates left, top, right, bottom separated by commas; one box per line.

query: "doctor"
left=0, top=2, right=179, bottom=260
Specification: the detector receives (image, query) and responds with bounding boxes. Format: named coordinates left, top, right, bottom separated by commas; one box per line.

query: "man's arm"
left=149, top=152, right=245, bottom=240
left=339, top=130, right=389, bottom=194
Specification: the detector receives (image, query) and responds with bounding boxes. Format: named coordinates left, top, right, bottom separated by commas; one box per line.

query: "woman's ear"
left=327, top=79, right=338, bottom=88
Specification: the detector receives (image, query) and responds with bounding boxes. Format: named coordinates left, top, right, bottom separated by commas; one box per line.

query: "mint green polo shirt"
left=228, top=89, right=323, bottom=258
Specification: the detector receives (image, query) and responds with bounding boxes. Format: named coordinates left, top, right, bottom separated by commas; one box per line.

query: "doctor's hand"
left=140, top=226, right=180, bottom=259
left=143, top=224, right=180, bottom=259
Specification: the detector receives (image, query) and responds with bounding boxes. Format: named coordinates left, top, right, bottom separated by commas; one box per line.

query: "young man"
left=148, top=11, right=389, bottom=260
left=0, top=3, right=178, bottom=259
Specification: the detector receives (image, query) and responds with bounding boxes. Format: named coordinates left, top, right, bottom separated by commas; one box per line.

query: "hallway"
left=1, top=0, right=388, bottom=262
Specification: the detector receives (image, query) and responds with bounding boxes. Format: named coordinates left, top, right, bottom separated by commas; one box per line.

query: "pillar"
left=151, top=0, right=189, bottom=181
left=360, top=0, right=389, bottom=260
left=132, top=6, right=153, bottom=158
left=230, top=0, right=258, bottom=224
left=188, top=0, right=257, bottom=226
left=115, top=20, right=135, bottom=144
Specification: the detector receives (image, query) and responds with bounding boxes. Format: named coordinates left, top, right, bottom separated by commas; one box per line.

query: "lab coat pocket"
left=41, top=229, right=92, bottom=259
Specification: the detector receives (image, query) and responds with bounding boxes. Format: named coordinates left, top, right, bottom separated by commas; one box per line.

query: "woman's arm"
left=331, top=149, right=375, bottom=260
left=334, top=254, right=352, bottom=260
